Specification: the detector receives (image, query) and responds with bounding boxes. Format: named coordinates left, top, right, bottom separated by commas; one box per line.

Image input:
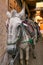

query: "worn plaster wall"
left=0, top=0, right=8, bottom=62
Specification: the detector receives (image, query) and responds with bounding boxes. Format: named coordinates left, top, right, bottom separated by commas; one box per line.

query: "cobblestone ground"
left=29, top=37, right=43, bottom=65
left=0, top=37, right=43, bottom=65
left=15, top=37, right=43, bottom=65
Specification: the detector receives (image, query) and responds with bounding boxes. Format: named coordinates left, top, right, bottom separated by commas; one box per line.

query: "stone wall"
left=0, top=0, right=8, bottom=61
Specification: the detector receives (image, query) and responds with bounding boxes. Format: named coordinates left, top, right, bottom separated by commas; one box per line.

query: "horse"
left=6, top=10, right=37, bottom=65
left=18, top=23, right=31, bottom=65
left=6, top=8, right=26, bottom=65
left=6, top=13, right=37, bottom=65
left=22, top=19, right=37, bottom=58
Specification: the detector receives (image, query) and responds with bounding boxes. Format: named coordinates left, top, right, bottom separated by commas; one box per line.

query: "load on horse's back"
left=22, top=20, right=35, bottom=37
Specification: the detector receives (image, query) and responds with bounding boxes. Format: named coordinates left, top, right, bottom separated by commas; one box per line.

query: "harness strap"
left=22, top=38, right=34, bottom=45
left=7, top=36, right=21, bottom=45
left=19, top=23, right=34, bottom=45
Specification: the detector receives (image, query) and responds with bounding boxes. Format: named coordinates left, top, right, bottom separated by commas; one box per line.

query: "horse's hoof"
left=33, top=56, right=36, bottom=59
left=32, top=54, right=36, bottom=59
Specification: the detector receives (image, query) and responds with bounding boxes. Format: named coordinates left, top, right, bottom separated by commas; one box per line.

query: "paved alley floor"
left=0, top=37, right=43, bottom=65
left=29, top=37, right=43, bottom=65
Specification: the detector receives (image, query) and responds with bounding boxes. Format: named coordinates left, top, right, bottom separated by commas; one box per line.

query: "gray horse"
left=6, top=9, right=37, bottom=65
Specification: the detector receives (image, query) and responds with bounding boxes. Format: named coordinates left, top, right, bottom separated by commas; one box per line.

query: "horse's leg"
left=32, top=29, right=37, bottom=59
left=20, top=48, right=24, bottom=65
left=32, top=39, right=36, bottom=59
left=34, top=28, right=37, bottom=42
left=26, top=46, right=29, bottom=65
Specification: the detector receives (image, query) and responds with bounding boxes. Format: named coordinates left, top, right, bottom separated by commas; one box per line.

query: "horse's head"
left=8, top=17, right=22, bottom=43
left=6, top=11, right=12, bottom=18
left=6, top=9, right=24, bottom=44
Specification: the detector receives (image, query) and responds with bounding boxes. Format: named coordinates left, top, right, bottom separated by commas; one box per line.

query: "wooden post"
left=25, top=3, right=30, bottom=17
left=21, top=0, right=30, bottom=17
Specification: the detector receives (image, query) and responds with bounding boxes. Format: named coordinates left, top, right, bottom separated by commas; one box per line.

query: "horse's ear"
left=6, top=11, right=11, bottom=18
left=11, top=9, right=17, bottom=17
